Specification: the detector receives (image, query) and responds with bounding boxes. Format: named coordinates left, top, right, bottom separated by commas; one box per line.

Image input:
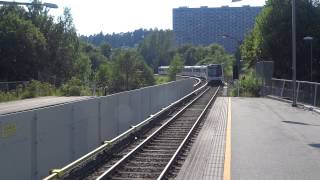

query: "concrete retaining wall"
left=0, top=79, right=194, bottom=180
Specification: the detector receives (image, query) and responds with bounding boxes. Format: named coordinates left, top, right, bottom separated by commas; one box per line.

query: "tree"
left=241, top=0, right=320, bottom=82
left=197, top=44, right=235, bottom=78
left=138, top=30, right=175, bottom=71
left=100, top=43, right=111, bottom=58
left=109, top=49, right=155, bottom=92
left=169, top=54, right=184, bottom=81
left=0, top=7, right=46, bottom=81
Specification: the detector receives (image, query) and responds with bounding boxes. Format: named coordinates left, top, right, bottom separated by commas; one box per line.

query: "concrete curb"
left=266, top=95, right=320, bottom=115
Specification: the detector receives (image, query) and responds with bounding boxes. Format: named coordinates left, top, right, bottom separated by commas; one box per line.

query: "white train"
left=158, top=64, right=224, bottom=84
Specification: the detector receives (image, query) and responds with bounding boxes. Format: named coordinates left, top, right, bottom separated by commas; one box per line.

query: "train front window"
left=208, top=65, right=222, bottom=77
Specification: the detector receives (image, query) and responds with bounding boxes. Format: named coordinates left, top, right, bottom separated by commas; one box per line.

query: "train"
left=158, top=64, right=224, bottom=85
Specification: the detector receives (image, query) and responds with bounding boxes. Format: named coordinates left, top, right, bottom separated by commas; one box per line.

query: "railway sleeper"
left=140, top=149, right=176, bottom=154
left=136, top=152, right=173, bottom=158
left=125, top=161, right=168, bottom=167
left=144, top=145, right=177, bottom=150
left=112, top=171, right=159, bottom=179
left=131, top=156, right=170, bottom=162
left=119, top=166, right=164, bottom=173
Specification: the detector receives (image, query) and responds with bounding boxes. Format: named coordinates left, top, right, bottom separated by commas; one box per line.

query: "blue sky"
left=7, top=0, right=266, bottom=35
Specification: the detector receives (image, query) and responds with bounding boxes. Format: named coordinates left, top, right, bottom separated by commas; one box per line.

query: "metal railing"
left=263, top=78, right=320, bottom=107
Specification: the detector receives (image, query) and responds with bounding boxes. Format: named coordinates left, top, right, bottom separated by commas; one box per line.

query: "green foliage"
left=155, top=75, right=170, bottom=85
left=81, top=28, right=153, bottom=48
left=108, top=49, right=155, bottom=92
left=138, top=30, right=175, bottom=71
left=21, top=80, right=56, bottom=98
left=0, top=80, right=57, bottom=102
left=169, top=54, right=184, bottom=81
left=96, top=63, right=111, bottom=88
left=0, top=4, right=83, bottom=84
left=0, top=91, right=20, bottom=102
left=196, top=44, right=235, bottom=79
left=100, top=43, right=112, bottom=58
left=73, top=53, right=92, bottom=82
left=0, top=7, right=47, bottom=81
left=241, top=0, right=320, bottom=82
left=60, top=77, right=91, bottom=96
left=229, top=70, right=262, bottom=97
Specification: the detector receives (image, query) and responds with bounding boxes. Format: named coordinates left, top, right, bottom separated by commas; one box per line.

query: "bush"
left=21, top=80, right=56, bottom=99
left=60, top=77, right=91, bottom=96
left=155, top=75, right=170, bottom=85
left=229, top=70, right=262, bottom=97
left=0, top=91, right=19, bottom=102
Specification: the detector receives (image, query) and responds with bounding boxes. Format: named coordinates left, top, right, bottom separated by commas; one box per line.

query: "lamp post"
left=0, top=1, right=58, bottom=8
left=303, top=36, right=313, bottom=82
left=291, top=0, right=297, bottom=107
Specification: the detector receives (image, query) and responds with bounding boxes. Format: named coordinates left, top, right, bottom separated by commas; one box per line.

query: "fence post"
left=281, top=81, right=285, bottom=97
left=314, top=85, right=318, bottom=107
left=296, top=82, right=300, bottom=103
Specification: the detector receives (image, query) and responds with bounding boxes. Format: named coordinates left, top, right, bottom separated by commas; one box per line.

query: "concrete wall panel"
left=117, top=92, right=132, bottom=134
left=140, top=87, right=151, bottom=121
left=72, top=98, right=100, bottom=158
left=129, top=89, right=142, bottom=125
left=0, top=112, right=34, bottom=180
left=36, top=105, right=73, bottom=179
left=100, top=94, right=118, bottom=141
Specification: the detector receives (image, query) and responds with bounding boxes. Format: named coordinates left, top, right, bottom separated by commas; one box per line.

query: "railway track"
left=95, top=86, right=219, bottom=179
left=45, top=79, right=220, bottom=180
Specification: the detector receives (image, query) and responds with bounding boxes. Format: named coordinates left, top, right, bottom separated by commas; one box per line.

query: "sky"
left=7, top=0, right=266, bottom=35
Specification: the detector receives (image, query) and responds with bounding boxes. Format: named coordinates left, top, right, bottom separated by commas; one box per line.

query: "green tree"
left=138, top=30, right=174, bottom=71
left=100, top=43, right=112, bottom=58
left=197, top=44, right=235, bottom=78
left=0, top=8, right=46, bottom=81
left=241, top=0, right=320, bottom=82
left=109, top=49, right=155, bottom=92
left=169, top=54, right=184, bottom=81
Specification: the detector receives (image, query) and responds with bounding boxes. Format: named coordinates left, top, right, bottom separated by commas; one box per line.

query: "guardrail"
left=43, top=77, right=204, bottom=180
left=263, top=78, right=320, bottom=107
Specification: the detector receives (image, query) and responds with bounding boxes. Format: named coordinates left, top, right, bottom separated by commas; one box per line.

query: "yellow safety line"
left=224, top=97, right=232, bottom=180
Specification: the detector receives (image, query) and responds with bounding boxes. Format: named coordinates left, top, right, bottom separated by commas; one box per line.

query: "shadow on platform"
left=309, top=144, right=320, bottom=149
left=282, top=121, right=320, bottom=126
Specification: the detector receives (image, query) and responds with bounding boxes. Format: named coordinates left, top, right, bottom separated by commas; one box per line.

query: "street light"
left=303, top=36, right=313, bottom=82
left=0, top=1, right=58, bottom=9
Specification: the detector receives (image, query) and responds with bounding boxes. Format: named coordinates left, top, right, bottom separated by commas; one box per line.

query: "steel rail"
left=43, top=78, right=207, bottom=180
left=157, top=86, right=220, bottom=180
left=96, top=86, right=211, bottom=180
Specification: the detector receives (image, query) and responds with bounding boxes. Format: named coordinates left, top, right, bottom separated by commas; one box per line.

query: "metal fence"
left=0, top=81, right=29, bottom=92
left=264, top=78, right=320, bottom=107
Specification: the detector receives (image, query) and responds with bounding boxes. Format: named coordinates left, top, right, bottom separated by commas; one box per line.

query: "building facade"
left=173, top=6, right=262, bottom=53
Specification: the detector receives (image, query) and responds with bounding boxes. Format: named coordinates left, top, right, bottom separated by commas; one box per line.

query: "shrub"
left=21, top=80, right=55, bottom=99
left=60, top=77, right=91, bottom=96
left=229, top=70, right=262, bottom=97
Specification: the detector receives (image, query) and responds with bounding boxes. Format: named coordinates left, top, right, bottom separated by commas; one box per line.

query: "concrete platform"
left=0, top=96, right=93, bottom=115
left=176, top=97, right=229, bottom=180
left=232, top=98, right=320, bottom=180
left=176, top=97, right=320, bottom=180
